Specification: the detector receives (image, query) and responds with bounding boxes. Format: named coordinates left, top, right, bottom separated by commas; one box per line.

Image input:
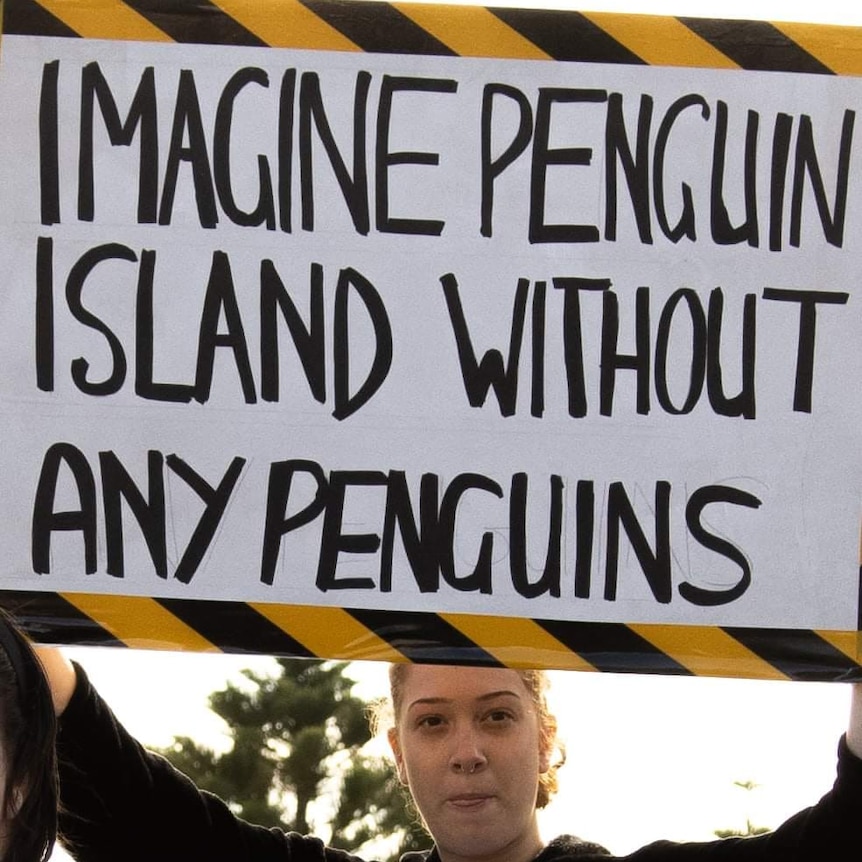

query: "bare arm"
left=34, top=645, right=78, bottom=715
left=848, top=683, right=862, bottom=759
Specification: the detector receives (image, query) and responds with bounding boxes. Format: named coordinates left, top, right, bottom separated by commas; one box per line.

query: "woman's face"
left=388, top=665, right=550, bottom=862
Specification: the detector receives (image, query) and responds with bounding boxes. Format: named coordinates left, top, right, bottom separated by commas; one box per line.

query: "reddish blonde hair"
left=375, top=663, right=565, bottom=810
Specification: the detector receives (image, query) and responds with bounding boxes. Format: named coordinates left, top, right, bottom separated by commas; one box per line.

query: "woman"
left=378, top=664, right=611, bottom=859
left=0, top=609, right=58, bottom=862
left=35, top=648, right=862, bottom=861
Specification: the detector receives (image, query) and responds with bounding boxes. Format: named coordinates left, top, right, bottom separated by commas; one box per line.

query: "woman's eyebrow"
left=407, top=697, right=450, bottom=709
left=476, top=690, right=522, bottom=702
left=407, top=690, right=522, bottom=711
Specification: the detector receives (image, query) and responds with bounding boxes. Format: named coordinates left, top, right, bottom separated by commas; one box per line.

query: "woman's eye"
left=416, top=714, right=445, bottom=729
left=485, top=709, right=514, bottom=724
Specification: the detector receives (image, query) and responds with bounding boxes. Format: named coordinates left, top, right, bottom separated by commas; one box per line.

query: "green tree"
left=714, top=780, right=770, bottom=839
left=330, top=756, right=428, bottom=855
left=157, top=658, right=425, bottom=860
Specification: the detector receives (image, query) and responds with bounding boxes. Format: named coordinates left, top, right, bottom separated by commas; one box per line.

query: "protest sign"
left=0, top=0, right=859, bottom=680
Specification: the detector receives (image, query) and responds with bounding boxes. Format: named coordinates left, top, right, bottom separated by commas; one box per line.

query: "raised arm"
left=31, top=646, right=365, bottom=862
left=848, top=683, right=862, bottom=759
left=34, top=645, right=78, bottom=715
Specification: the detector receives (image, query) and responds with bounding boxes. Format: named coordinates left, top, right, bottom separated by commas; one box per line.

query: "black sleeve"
left=619, top=735, right=862, bottom=860
left=57, top=663, right=371, bottom=862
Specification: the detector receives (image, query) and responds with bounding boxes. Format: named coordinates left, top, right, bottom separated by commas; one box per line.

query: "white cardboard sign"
left=0, top=34, right=859, bottom=629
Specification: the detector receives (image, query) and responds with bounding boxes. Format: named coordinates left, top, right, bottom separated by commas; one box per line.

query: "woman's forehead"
left=401, top=665, right=529, bottom=706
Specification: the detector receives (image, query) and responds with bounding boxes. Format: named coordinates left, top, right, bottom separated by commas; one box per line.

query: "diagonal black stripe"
left=723, top=627, right=862, bottom=682
left=0, top=589, right=125, bottom=646
left=156, top=598, right=315, bottom=657
left=300, top=0, right=455, bottom=56
left=2, top=0, right=78, bottom=37
left=122, top=0, right=267, bottom=46
left=347, top=608, right=502, bottom=665
left=537, top=619, right=692, bottom=675
left=680, top=18, right=834, bottom=75
left=489, top=7, right=645, bottom=65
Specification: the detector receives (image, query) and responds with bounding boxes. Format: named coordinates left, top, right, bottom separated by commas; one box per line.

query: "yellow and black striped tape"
left=2, top=0, right=861, bottom=75
left=2, top=589, right=860, bottom=681
left=1, top=0, right=860, bottom=680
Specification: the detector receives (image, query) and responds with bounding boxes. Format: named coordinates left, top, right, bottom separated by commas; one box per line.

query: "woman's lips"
left=447, top=794, right=493, bottom=809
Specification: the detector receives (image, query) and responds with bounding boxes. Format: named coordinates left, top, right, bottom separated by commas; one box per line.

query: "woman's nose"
left=449, top=727, right=487, bottom=774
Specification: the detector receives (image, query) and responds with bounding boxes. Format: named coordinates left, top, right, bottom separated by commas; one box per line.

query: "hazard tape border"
left=2, top=590, right=860, bottom=680
left=2, top=0, right=861, bottom=75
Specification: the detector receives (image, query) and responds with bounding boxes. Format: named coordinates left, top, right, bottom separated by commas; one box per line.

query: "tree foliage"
left=714, top=780, right=770, bottom=839
left=157, top=658, right=426, bottom=860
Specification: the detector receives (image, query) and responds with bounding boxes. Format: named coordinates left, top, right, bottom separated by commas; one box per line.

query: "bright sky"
left=38, top=0, right=859, bottom=858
